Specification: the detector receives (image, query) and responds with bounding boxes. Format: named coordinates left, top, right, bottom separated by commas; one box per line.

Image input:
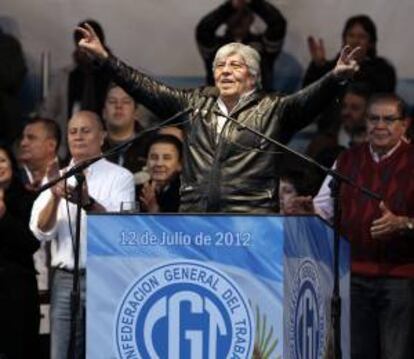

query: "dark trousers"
left=351, top=275, right=414, bottom=359
left=0, top=270, right=40, bottom=359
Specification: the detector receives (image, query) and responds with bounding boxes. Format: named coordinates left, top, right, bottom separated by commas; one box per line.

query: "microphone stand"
left=40, top=106, right=196, bottom=193
left=37, top=105, right=196, bottom=359
left=67, top=172, right=85, bottom=359
left=213, top=110, right=382, bottom=359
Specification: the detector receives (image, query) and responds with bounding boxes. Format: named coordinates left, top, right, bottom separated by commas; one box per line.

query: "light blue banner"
left=87, top=214, right=349, bottom=359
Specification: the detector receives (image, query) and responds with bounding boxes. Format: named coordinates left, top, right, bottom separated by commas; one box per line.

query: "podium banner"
left=87, top=214, right=349, bottom=359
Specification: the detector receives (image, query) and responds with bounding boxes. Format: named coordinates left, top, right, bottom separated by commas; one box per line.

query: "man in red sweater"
left=312, top=93, right=414, bottom=359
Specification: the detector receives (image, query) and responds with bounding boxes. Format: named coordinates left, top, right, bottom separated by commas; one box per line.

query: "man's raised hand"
left=76, top=22, right=109, bottom=59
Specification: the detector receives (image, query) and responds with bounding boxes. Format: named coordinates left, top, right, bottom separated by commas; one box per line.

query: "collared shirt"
left=216, top=89, right=256, bottom=137
left=313, top=141, right=403, bottom=221
left=337, top=125, right=352, bottom=148
left=22, top=164, right=35, bottom=184
left=30, top=158, right=135, bottom=270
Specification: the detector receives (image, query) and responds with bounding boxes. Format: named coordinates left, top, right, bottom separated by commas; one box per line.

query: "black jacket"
left=0, top=182, right=39, bottom=273
left=102, top=55, right=342, bottom=213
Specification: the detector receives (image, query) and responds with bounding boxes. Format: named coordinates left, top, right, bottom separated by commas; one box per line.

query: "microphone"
left=188, top=87, right=219, bottom=145
left=198, top=87, right=220, bottom=118
left=133, top=168, right=151, bottom=185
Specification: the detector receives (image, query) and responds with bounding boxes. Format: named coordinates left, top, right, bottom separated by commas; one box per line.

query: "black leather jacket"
left=102, top=55, right=342, bottom=213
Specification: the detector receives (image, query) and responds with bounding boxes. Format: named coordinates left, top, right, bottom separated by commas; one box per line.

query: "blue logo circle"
left=288, top=259, right=325, bottom=359
left=115, top=260, right=254, bottom=359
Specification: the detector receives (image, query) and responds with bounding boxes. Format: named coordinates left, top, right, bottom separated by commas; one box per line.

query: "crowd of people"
left=0, top=1, right=413, bottom=358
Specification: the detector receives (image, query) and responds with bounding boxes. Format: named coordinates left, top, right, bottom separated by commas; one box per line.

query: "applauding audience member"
left=312, top=94, right=414, bottom=358
left=30, top=111, right=135, bottom=359
left=139, top=135, right=182, bottom=213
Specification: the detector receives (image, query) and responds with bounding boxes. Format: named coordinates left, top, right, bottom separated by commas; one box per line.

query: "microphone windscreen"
left=134, top=169, right=151, bottom=185
left=201, top=87, right=220, bottom=98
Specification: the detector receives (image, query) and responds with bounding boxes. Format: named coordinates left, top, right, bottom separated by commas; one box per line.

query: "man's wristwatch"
left=82, top=197, right=96, bottom=211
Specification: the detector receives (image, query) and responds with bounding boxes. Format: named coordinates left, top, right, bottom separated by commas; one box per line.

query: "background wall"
left=1, top=0, right=413, bottom=106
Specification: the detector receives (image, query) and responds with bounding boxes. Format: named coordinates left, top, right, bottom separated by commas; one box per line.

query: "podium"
left=87, top=214, right=350, bottom=359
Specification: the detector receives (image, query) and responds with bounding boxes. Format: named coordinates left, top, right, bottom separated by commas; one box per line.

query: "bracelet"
left=82, top=197, right=96, bottom=211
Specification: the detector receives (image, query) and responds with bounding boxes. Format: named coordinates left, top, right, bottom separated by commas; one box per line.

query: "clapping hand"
left=46, top=160, right=65, bottom=201
left=370, top=202, right=406, bottom=239
left=283, top=195, right=315, bottom=215
left=307, top=36, right=326, bottom=66
left=47, top=162, right=90, bottom=206
left=139, top=181, right=160, bottom=213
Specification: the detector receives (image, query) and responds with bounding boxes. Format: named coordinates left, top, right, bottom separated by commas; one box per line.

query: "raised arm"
left=280, top=45, right=360, bottom=137
left=302, top=36, right=334, bottom=87
left=196, top=2, right=234, bottom=50
left=250, top=0, right=286, bottom=55
left=77, top=23, right=191, bottom=120
left=76, top=23, right=109, bottom=60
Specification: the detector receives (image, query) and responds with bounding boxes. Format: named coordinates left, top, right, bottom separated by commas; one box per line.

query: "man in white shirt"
left=30, top=110, right=135, bottom=359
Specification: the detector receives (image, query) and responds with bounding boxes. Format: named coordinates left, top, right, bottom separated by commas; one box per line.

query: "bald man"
left=30, top=111, right=135, bottom=359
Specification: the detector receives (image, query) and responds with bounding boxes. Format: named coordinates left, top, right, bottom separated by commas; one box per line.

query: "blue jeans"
left=351, top=275, right=414, bottom=359
left=50, top=269, right=86, bottom=359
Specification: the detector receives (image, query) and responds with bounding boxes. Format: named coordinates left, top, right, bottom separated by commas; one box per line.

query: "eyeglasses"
left=367, top=114, right=403, bottom=125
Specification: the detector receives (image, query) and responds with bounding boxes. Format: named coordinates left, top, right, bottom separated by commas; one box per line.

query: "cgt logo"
left=115, top=261, right=253, bottom=359
left=295, top=282, right=320, bottom=358
left=288, top=259, right=325, bottom=359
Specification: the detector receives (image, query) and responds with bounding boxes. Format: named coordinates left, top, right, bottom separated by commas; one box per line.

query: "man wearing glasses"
left=312, top=93, right=414, bottom=359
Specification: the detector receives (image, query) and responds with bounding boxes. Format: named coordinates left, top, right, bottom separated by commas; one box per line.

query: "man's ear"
left=47, top=138, right=58, bottom=154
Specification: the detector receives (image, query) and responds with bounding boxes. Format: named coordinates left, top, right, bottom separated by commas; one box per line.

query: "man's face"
left=68, top=113, right=105, bottom=162
left=214, top=53, right=256, bottom=103
left=344, top=24, right=372, bottom=60
left=341, top=92, right=368, bottom=133
left=19, top=123, right=56, bottom=165
left=366, top=101, right=408, bottom=154
left=147, top=143, right=181, bottom=187
left=103, top=86, right=136, bottom=132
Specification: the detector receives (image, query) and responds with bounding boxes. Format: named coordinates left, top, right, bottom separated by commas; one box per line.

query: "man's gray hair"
left=213, top=42, right=262, bottom=89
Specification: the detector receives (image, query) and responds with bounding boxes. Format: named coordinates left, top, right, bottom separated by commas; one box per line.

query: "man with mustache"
left=311, top=93, right=414, bottom=359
